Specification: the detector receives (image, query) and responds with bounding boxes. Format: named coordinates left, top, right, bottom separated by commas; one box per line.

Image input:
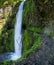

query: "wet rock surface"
left=16, top=34, right=54, bottom=65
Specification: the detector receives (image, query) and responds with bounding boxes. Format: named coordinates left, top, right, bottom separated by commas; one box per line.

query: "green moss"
left=20, top=26, right=42, bottom=61
left=0, top=16, right=16, bottom=53
left=5, top=29, right=14, bottom=51
left=22, top=0, right=35, bottom=26
left=22, top=30, right=33, bottom=53
left=0, top=60, right=14, bottom=65
left=22, top=33, right=41, bottom=57
left=27, top=26, right=43, bottom=33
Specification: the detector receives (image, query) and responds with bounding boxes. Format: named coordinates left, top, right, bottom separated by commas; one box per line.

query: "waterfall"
left=11, top=1, right=25, bottom=60
left=15, top=1, right=24, bottom=55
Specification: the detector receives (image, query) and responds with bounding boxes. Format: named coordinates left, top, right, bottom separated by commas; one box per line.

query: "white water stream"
left=11, top=1, right=25, bottom=60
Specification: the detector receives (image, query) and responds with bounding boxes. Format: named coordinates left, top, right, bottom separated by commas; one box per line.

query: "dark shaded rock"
left=22, top=23, right=27, bottom=30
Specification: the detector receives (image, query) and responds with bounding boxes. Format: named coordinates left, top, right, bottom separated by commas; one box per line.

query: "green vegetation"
left=0, top=0, right=21, bottom=7
left=0, top=60, right=14, bottom=65
left=20, top=0, right=42, bottom=61
left=0, top=16, right=16, bottom=53
left=27, top=26, right=43, bottom=33
left=22, top=28, right=41, bottom=58
left=22, top=0, right=35, bottom=26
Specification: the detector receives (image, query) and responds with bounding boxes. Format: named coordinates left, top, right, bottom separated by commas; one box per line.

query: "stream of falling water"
left=11, top=1, right=25, bottom=60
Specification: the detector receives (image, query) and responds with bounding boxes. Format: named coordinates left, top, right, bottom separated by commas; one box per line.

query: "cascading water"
left=0, top=0, right=25, bottom=62
left=11, top=1, right=25, bottom=60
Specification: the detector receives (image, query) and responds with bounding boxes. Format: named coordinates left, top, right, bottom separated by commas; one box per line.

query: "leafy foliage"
left=0, top=0, right=21, bottom=7
left=0, top=16, right=16, bottom=53
left=22, top=28, right=41, bottom=58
